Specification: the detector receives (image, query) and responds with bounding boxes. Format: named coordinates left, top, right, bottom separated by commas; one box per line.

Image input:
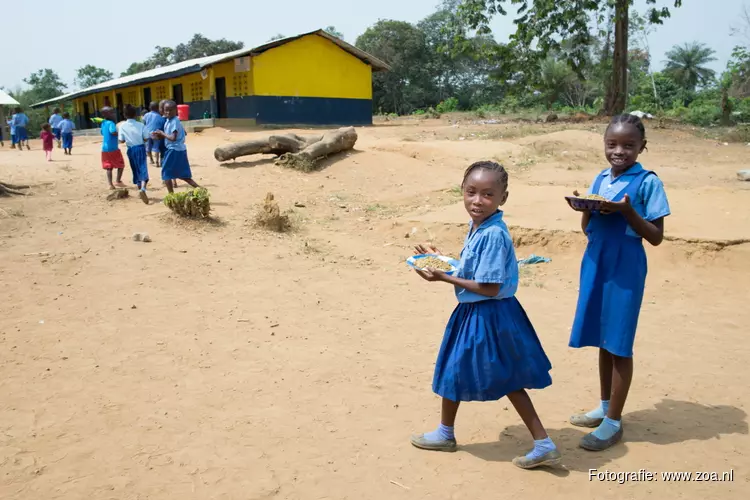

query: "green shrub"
left=164, top=188, right=211, bottom=218
left=436, top=97, right=459, bottom=114
left=684, top=105, right=722, bottom=127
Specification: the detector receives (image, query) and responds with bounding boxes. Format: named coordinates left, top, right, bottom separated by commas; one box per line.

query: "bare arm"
left=439, top=274, right=500, bottom=297
left=580, top=211, right=591, bottom=233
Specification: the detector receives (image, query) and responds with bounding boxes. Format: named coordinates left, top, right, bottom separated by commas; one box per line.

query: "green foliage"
left=664, top=42, right=717, bottom=91
left=436, top=97, right=459, bottom=113
left=23, top=69, right=66, bottom=102
left=164, top=188, right=211, bottom=218
left=75, top=65, right=114, bottom=89
left=121, top=34, right=244, bottom=76
left=268, top=34, right=286, bottom=42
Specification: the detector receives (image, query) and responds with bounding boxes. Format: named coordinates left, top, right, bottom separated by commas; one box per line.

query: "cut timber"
left=0, top=181, right=30, bottom=196
left=276, top=127, right=358, bottom=172
left=214, top=133, right=323, bottom=162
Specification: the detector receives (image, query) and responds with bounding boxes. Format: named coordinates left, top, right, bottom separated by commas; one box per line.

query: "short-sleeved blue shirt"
left=143, top=111, right=165, bottom=133
left=100, top=120, right=119, bottom=152
left=59, top=119, right=75, bottom=134
left=49, top=113, right=63, bottom=128
left=12, top=113, right=28, bottom=128
left=587, top=162, right=671, bottom=238
left=455, top=210, right=519, bottom=303
left=164, top=117, right=187, bottom=151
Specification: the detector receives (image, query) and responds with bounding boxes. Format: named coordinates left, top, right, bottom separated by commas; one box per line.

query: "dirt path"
left=1, top=120, right=748, bottom=499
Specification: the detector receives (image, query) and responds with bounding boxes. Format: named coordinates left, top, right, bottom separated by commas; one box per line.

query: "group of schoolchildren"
left=0, top=101, right=199, bottom=205
left=98, top=99, right=199, bottom=204
left=2, top=107, right=74, bottom=157
left=410, top=114, right=670, bottom=471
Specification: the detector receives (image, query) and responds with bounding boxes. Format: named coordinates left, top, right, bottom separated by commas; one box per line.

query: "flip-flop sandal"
left=570, top=413, right=604, bottom=428
left=512, top=449, right=562, bottom=469
left=580, top=427, right=624, bottom=451
left=410, top=434, right=457, bottom=452
left=139, top=190, right=149, bottom=205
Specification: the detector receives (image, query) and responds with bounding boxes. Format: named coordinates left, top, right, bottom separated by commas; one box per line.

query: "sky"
left=1, top=0, right=746, bottom=92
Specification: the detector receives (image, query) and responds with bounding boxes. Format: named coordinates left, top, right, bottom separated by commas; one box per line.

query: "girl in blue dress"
left=151, top=100, right=200, bottom=194
left=569, top=115, right=671, bottom=451
left=411, top=161, right=560, bottom=470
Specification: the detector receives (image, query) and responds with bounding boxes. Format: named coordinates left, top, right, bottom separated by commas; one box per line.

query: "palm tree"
left=664, top=42, right=717, bottom=90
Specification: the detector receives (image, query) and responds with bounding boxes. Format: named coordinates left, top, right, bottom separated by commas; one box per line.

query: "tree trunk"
left=720, top=87, right=732, bottom=126
left=276, top=127, right=358, bottom=172
left=0, top=181, right=30, bottom=196
left=605, top=0, right=629, bottom=115
left=214, top=133, right=323, bottom=162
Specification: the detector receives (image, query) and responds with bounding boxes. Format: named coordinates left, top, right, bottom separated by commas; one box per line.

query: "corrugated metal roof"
left=32, top=30, right=390, bottom=108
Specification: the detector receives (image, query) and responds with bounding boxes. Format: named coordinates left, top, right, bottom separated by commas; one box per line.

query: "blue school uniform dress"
left=59, top=119, right=75, bottom=149
left=143, top=111, right=165, bottom=153
left=569, top=163, right=670, bottom=358
left=161, top=117, right=192, bottom=181
left=12, top=113, right=29, bottom=141
left=118, top=119, right=150, bottom=185
left=49, top=113, right=63, bottom=140
left=432, top=210, right=553, bottom=402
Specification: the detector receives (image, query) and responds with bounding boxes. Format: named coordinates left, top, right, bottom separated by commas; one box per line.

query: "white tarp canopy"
left=0, top=88, right=20, bottom=106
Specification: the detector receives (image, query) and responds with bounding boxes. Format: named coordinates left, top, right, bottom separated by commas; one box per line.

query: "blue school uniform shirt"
left=100, top=120, right=119, bottom=152
left=143, top=111, right=165, bottom=133
left=8, top=118, right=15, bottom=134
left=49, top=113, right=63, bottom=129
left=587, top=162, right=671, bottom=238
left=455, top=210, right=519, bottom=303
left=59, top=119, right=75, bottom=134
left=118, top=119, right=149, bottom=147
left=12, top=113, right=29, bottom=128
left=163, top=117, right=187, bottom=151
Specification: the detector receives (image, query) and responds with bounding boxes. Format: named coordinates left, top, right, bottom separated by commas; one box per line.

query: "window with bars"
left=155, top=86, right=167, bottom=100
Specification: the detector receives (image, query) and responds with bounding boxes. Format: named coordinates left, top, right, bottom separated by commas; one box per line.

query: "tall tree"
left=75, top=65, right=114, bottom=89
left=324, top=26, right=344, bottom=40
left=456, top=0, right=682, bottom=115
left=23, top=69, right=67, bottom=102
left=664, top=42, right=717, bottom=91
left=356, top=20, right=435, bottom=114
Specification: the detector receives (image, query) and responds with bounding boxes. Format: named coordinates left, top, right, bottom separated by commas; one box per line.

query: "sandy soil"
left=1, top=117, right=749, bottom=499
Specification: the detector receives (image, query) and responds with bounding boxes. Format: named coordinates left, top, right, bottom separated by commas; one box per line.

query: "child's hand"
left=414, top=244, right=441, bottom=256
left=601, top=194, right=634, bottom=215
left=415, top=268, right=446, bottom=282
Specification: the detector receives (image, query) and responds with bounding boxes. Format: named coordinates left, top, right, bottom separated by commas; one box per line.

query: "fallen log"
left=275, top=127, right=357, bottom=172
left=0, top=182, right=30, bottom=196
left=214, top=133, right=323, bottom=162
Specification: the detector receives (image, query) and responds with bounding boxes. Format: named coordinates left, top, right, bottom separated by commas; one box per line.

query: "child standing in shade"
left=99, top=106, right=126, bottom=189
left=568, top=114, right=670, bottom=451
left=143, top=101, right=165, bottom=167
left=11, top=107, right=30, bottom=150
left=151, top=100, right=199, bottom=194
left=59, top=112, right=75, bottom=155
left=40, top=123, right=54, bottom=161
left=410, top=161, right=560, bottom=469
left=118, top=105, right=151, bottom=204
left=49, top=107, right=63, bottom=148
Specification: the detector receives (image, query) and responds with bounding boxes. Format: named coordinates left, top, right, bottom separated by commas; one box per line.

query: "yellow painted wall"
left=212, top=60, right=252, bottom=98
left=252, top=35, right=372, bottom=99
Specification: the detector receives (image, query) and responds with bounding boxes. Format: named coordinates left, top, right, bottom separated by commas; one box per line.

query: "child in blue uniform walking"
left=568, top=114, right=670, bottom=451
left=49, top=107, right=63, bottom=148
left=410, top=161, right=560, bottom=470
left=151, top=100, right=199, bottom=194
left=59, top=112, right=75, bottom=155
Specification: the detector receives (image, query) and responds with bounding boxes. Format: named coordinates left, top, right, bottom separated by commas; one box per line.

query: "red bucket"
left=177, top=104, right=190, bottom=121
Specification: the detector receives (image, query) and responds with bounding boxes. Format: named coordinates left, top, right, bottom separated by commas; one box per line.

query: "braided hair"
left=606, top=114, right=646, bottom=141
left=461, top=160, right=509, bottom=189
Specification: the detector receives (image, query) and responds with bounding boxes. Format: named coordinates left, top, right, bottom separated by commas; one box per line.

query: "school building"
left=32, top=30, right=389, bottom=128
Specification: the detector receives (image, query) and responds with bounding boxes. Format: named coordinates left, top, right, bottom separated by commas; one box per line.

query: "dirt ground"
left=1, top=117, right=749, bottom=499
